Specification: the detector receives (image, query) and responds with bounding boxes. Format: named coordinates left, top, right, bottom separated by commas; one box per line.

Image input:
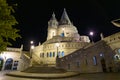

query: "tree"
left=0, top=0, right=21, bottom=52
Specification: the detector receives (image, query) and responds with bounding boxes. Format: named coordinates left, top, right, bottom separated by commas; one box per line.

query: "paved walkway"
left=6, top=71, right=80, bottom=79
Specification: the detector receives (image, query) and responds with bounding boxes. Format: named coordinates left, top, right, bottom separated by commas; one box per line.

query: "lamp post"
left=30, top=41, right=34, bottom=67
left=89, top=31, right=94, bottom=43
left=56, top=43, right=59, bottom=58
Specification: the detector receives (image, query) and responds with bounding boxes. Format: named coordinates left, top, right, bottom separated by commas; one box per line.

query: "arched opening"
left=4, top=58, right=13, bottom=70
left=50, top=52, right=52, bottom=57
left=53, top=52, right=55, bottom=57
left=0, top=58, right=4, bottom=71
left=101, top=58, right=107, bottom=72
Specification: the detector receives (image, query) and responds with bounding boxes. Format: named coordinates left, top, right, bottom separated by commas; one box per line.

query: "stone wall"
left=57, top=41, right=117, bottom=73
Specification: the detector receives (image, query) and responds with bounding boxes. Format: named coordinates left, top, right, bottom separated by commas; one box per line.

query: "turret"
left=58, top=9, right=78, bottom=37
left=47, top=12, right=58, bottom=40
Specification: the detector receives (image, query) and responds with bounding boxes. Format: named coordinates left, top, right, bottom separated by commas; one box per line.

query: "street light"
left=29, top=41, right=34, bottom=67
left=56, top=43, right=59, bottom=58
left=30, top=41, right=34, bottom=58
left=89, top=31, right=94, bottom=43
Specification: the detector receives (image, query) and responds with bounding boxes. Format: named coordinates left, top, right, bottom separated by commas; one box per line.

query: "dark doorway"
left=0, top=58, right=4, bottom=71
left=4, top=58, right=13, bottom=70
left=101, top=58, right=107, bottom=72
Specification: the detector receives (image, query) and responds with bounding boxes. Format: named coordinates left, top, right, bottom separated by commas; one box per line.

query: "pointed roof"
left=50, top=12, right=57, bottom=20
left=59, top=8, right=72, bottom=25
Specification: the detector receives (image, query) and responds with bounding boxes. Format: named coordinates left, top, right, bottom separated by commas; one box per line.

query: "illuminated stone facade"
left=32, top=9, right=90, bottom=66
left=0, top=46, right=23, bottom=71
left=56, top=32, right=120, bottom=73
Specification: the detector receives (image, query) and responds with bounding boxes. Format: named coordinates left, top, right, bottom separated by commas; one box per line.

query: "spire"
left=48, top=12, right=58, bottom=27
left=59, top=8, right=72, bottom=25
left=50, top=12, right=57, bottom=20
left=100, top=33, right=104, bottom=40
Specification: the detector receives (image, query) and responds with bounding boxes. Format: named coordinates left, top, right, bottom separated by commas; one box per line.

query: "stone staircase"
left=22, top=65, right=66, bottom=73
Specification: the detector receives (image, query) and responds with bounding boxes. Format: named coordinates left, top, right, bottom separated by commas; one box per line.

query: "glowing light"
left=90, top=31, right=94, bottom=36
left=56, top=43, right=59, bottom=47
left=30, top=41, right=34, bottom=44
left=31, top=45, right=34, bottom=49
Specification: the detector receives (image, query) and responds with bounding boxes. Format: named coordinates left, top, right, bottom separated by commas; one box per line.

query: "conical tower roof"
left=59, top=8, right=72, bottom=25
left=48, top=12, right=58, bottom=27
left=50, top=12, right=57, bottom=20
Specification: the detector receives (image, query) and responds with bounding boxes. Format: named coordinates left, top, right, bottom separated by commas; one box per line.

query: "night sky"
left=8, top=0, right=120, bottom=50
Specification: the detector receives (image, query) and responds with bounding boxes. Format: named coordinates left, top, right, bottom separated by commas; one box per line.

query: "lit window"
left=61, top=51, right=64, bottom=57
left=61, top=33, right=64, bottom=37
left=93, top=56, right=97, bottom=65
left=50, top=52, right=52, bottom=57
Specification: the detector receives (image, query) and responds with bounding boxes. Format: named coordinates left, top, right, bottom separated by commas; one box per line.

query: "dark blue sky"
left=8, top=0, right=120, bottom=50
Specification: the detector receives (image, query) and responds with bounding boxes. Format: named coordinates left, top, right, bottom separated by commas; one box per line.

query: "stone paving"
left=1, top=71, right=120, bottom=80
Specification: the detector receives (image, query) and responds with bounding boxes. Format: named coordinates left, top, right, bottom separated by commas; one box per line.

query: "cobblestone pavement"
left=1, top=71, right=120, bottom=80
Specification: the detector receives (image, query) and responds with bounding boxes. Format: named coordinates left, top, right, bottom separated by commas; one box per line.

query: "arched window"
left=47, top=53, right=49, bottom=57
left=61, top=51, right=64, bottom=57
left=42, top=53, right=44, bottom=58
left=53, top=52, right=55, bottom=57
left=50, top=52, right=52, bottom=57
left=93, top=56, right=97, bottom=65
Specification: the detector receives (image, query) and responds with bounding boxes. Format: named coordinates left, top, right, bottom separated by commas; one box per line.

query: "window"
left=61, top=51, right=64, bottom=57
left=42, top=53, right=44, bottom=58
left=68, top=64, right=70, bottom=69
left=61, top=33, right=64, bottom=37
left=93, top=56, right=97, bottom=65
left=85, top=59, right=88, bottom=65
left=53, top=52, right=55, bottom=57
left=50, top=52, right=52, bottom=57
left=76, top=62, right=80, bottom=68
left=47, top=53, right=49, bottom=57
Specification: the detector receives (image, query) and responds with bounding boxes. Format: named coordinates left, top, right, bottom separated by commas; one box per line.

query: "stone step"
left=22, top=66, right=66, bottom=73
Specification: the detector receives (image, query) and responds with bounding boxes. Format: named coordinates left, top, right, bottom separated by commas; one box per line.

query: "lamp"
left=56, top=43, right=59, bottom=57
left=89, top=31, right=94, bottom=43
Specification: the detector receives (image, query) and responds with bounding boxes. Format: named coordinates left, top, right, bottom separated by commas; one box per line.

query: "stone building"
left=32, top=9, right=90, bottom=66
left=1, top=9, right=120, bottom=73
left=56, top=32, right=120, bottom=73
left=0, top=46, right=23, bottom=71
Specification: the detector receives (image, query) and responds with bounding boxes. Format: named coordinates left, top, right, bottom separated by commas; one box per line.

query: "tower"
left=59, top=8, right=72, bottom=25
left=58, top=9, right=78, bottom=37
left=47, top=12, right=58, bottom=40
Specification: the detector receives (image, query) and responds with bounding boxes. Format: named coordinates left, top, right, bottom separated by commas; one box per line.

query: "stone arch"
left=4, top=58, right=13, bottom=70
